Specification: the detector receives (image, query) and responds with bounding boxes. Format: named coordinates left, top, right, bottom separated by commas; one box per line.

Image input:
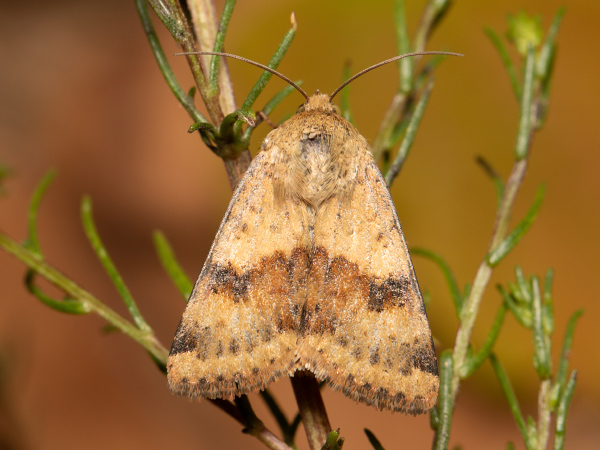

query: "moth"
left=168, top=51, right=460, bottom=414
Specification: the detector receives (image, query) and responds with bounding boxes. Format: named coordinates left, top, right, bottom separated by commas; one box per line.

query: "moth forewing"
left=168, top=92, right=439, bottom=414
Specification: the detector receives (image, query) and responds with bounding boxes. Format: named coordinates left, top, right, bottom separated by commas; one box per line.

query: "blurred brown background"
left=0, top=0, right=598, bottom=448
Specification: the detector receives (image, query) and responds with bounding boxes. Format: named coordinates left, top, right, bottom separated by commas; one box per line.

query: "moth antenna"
left=175, top=51, right=309, bottom=100
left=329, top=51, right=463, bottom=101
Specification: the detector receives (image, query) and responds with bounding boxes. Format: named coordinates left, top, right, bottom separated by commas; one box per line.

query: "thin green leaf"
left=515, top=46, right=536, bottom=161
left=543, top=268, right=554, bottom=335
left=490, top=353, right=533, bottom=449
left=498, top=284, right=531, bottom=329
left=188, top=122, right=218, bottom=134
left=394, top=0, right=412, bottom=93
left=554, top=370, right=577, bottom=450
left=321, top=429, right=344, bottom=450
left=413, top=0, right=452, bottom=54
left=25, top=170, right=56, bottom=255
left=414, top=53, right=446, bottom=90
left=475, top=156, right=505, bottom=209
left=387, top=118, right=410, bottom=155
left=209, top=0, right=237, bottom=92
left=263, top=82, right=302, bottom=117
left=536, top=7, right=565, bottom=80
left=219, top=107, right=257, bottom=145
left=531, top=276, right=551, bottom=378
left=25, top=271, right=90, bottom=314
left=242, top=81, right=303, bottom=142
left=411, top=247, right=462, bottom=316
left=136, top=0, right=208, bottom=125
left=460, top=303, right=506, bottom=378
left=552, top=309, right=583, bottom=407
left=484, top=27, right=521, bottom=100
left=0, top=231, right=169, bottom=364
left=81, top=197, right=152, bottom=333
left=433, top=350, right=453, bottom=450
left=487, top=184, right=545, bottom=267
left=241, top=13, right=297, bottom=110
left=384, top=80, right=434, bottom=186
left=536, top=8, right=565, bottom=128
left=152, top=231, right=193, bottom=300
left=364, top=429, right=386, bottom=450
left=514, top=266, right=532, bottom=305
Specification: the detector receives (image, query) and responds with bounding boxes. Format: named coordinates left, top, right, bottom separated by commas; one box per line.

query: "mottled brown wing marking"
left=298, top=157, right=439, bottom=414
left=167, top=151, right=310, bottom=400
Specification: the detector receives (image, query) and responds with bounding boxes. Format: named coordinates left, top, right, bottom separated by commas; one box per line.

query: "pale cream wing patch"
left=167, top=151, right=311, bottom=400
left=297, top=157, right=439, bottom=414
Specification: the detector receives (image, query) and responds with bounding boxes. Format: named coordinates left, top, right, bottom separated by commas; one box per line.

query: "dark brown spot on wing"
left=206, top=247, right=310, bottom=305
left=368, top=276, right=410, bottom=312
left=229, top=339, right=239, bottom=355
left=369, top=347, right=380, bottom=365
left=208, top=263, right=251, bottom=303
left=170, top=320, right=198, bottom=355
left=412, top=338, right=439, bottom=376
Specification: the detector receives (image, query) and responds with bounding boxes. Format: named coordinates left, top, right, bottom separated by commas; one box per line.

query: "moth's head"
left=296, top=91, right=341, bottom=115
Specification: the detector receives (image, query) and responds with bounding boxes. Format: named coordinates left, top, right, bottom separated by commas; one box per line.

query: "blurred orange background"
left=0, top=0, right=598, bottom=449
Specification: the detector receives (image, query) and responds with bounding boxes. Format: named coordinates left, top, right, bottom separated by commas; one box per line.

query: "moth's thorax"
left=262, top=93, right=369, bottom=209
left=297, top=93, right=337, bottom=114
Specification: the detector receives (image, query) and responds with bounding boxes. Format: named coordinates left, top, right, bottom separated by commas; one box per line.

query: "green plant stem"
left=451, top=156, right=529, bottom=397
left=4, top=225, right=287, bottom=449
left=188, top=0, right=236, bottom=115
left=0, top=231, right=168, bottom=364
left=515, top=47, right=536, bottom=160
left=432, top=351, right=453, bottom=450
left=537, top=379, right=552, bottom=450
left=142, top=0, right=253, bottom=191
left=291, top=370, right=331, bottom=450
left=450, top=48, right=538, bottom=409
left=459, top=303, right=506, bottom=378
